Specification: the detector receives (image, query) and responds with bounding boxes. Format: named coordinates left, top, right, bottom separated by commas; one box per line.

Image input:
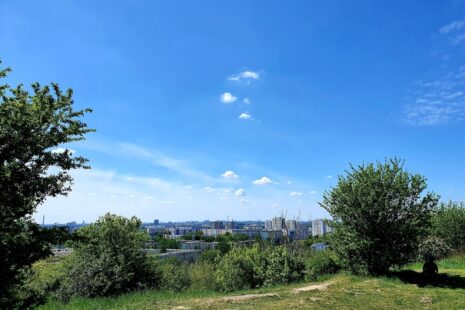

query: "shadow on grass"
left=390, top=270, right=465, bottom=289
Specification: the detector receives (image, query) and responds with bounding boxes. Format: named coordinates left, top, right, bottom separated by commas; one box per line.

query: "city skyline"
left=1, top=1, right=465, bottom=223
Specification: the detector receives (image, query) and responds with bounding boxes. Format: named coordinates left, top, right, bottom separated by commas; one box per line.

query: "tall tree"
left=320, top=158, right=439, bottom=275
left=0, top=60, right=93, bottom=307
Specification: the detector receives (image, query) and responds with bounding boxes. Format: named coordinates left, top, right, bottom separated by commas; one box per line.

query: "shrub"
left=418, top=236, right=451, bottom=261
left=431, top=201, right=465, bottom=252
left=159, top=258, right=191, bottom=292
left=215, top=247, right=257, bottom=292
left=198, top=249, right=220, bottom=264
left=57, top=214, right=159, bottom=301
left=305, top=250, right=339, bottom=281
left=262, top=246, right=305, bottom=286
left=189, top=262, right=217, bottom=291
left=11, top=257, right=67, bottom=307
left=320, top=158, right=439, bottom=274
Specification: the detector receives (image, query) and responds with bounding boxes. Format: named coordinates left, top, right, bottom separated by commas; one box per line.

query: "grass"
left=38, top=255, right=465, bottom=310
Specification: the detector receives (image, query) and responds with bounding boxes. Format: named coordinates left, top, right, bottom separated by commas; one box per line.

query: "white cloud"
left=222, top=170, right=239, bottom=179
left=229, top=70, right=260, bottom=82
left=325, top=175, right=333, bottom=179
left=309, top=190, right=317, bottom=195
left=439, top=19, right=465, bottom=34
left=204, top=186, right=214, bottom=192
left=253, top=176, right=273, bottom=185
left=220, top=92, right=237, bottom=103
left=289, top=191, right=302, bottom=197
left=51, top=147, right=75, bottom=154
left=239, top=198, right=249, bottom=204
left=243, top=97, right=251, bottom=104
left=239, top=112, right=252, bottom=120
left=403, top=66, right=465, bottom=126
left=234, top=188, right=246, bottom=197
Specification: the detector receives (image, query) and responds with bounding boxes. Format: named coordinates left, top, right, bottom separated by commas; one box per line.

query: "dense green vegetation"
left=431, top=201, right=465, bottom=251
left=0, top=61, right=93, bottom=308
left=321, top=158, right=439, bottom=275
left=37, top=255, right=465, bottom=309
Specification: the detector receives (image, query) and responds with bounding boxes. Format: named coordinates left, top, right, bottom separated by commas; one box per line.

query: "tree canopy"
left=320, top=158, right=439, bottom=275
left=0, top=60, right=93, bottom=307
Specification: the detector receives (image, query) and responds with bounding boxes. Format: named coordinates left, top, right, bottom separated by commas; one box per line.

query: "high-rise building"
left=225, top=220, right=236, bottom=229
left=154, top=219, right=160, bottom=225
left=271, top=217, right=285, bottom=230
left=211, top=220, right=224, bottom=229
left=265, top=220, right=272, bottom=230
left=285, top=220, right=297, bottom=231
left=311, top=219, right=331, bottom=236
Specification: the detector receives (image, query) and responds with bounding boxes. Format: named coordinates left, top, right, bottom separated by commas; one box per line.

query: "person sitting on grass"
left=422, top=256, right=438, bottom=278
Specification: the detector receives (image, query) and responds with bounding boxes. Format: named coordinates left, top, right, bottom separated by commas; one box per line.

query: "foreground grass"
left=39, top=256, right=465, bottom=310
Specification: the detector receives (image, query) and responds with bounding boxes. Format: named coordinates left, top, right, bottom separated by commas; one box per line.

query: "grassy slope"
left=39, top=256, right=465, bottom=310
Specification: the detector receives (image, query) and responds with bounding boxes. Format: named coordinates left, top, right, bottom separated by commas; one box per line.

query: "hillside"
left=39, top=256, right=465, bottom=310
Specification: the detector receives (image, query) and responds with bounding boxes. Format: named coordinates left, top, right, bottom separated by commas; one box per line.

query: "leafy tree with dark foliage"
left=0, top=60, right=93, bottom=307
left=320, top=158, right=439, bottom=275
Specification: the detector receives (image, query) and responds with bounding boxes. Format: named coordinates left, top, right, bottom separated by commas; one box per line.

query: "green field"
left=38, top=255, right=465, bottom=310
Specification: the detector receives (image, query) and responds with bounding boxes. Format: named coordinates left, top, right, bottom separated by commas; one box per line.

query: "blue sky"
left=1, top=1, right=465, bottom=223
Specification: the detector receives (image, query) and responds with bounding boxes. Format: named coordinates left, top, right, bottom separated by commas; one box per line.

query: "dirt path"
left=293, top=280, right=335, bottom=293
left=222, top=292, right=279, bottom=302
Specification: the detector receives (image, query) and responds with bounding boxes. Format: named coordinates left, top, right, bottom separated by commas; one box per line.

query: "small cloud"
left=187, top=195, right=193, bottom=200
left=439, top=19, right=465, bottom=34
left=325, top=175, right=333, bottom=179
left=234, top=188, right=246, bottom=197
left=253, top=176, right=272, bottom=185
left=239, top=198, right=249, bottom=204
left=144, top=196, right=154, bottom=201
left=287, top=181, right=293, bottom=185
left=204, top=186, right=214, bottom=192
left=229, top=70, right=260, bottom=82
left=220, top=92, right=237, bottom=103
left=272, top=203, right=279, bottom=208
left=222, top=170, right=239, bottom=179
left=289, top=191, right=302, bottom=197
left=309, top=190, right=317, bottom=195
left=239, top=112, right=252, bottom=120
left=160, top=200, right=176, bottom=205
left=243, top=97, right=251, bottom=104
left=51, top=147, right=75, bottom=154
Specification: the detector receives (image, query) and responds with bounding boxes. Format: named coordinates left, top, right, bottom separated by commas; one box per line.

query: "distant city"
left=47, top=216, right=333, bottom=259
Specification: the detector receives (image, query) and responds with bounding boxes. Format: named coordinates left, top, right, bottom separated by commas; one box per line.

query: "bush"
left=189, top=262, right=217, bottom=291
left=215, top=247, right=257, bottom=292
left=21, top=257, right=66, bottom=303
left=262, top=246, right=305, bottom=286
left=418, top=236, right=451, bottom=261
left=431, top=201, right=465, bottom=252
left=159, top=259, right=191, bottom=292
left=198, top=249, right=221, bottom=264
left=305, top=251, right=339, bottom=281
left=214, top=245, right=305, bottom=291
left=57, top=214, right=159, bottom=301
left=320, top=158, right=439, bottom=274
